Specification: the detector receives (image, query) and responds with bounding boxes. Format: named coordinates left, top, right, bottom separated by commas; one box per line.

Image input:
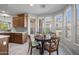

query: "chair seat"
left=32, top=41, right=39, bottom=46
left=44, top=42, right=55, bottom=47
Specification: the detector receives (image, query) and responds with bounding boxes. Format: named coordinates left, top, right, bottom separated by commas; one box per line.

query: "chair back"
left=27, top=35, right=32, bottom=47
left=50, top=37, right=60, bottom=50
left=50, top=32, right=56, bottom=38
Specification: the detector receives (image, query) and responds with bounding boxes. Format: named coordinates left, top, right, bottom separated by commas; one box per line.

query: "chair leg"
left=30, top=47, right=32, bottom=55
left=49, top=51, right=51, bottom=55
left=28, top=44, right=31, bottom=53
left=28, top=46, right=30, bottom=53
left=57, top=49, right=59, bottom=55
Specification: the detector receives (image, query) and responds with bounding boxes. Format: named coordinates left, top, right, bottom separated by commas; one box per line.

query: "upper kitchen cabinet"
left=13, top=17, right=19, bottom=27
left=13, top=14, right=28, bottom=28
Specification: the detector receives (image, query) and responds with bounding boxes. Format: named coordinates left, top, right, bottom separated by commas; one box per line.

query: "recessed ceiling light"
left=40, top=4, right=45, bottom=8
left=30, top=4, right=34, bottom=7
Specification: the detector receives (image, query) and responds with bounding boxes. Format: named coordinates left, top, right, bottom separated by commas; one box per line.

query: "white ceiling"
left=0, top=4, right=68, bottom=16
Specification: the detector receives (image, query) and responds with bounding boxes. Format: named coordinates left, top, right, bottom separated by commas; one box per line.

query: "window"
left=76, top=5, right=79, bottom=41
left=66, top=7, right=72, bottom=39
left=30, top=18, right=36, bottom=34
left=39, top=19, right=44, bottom=33
left=55, top=14, right=63, bottom=37
left=0, top=21, right=10, bottom=31
left=45, top=17, right=52, bottom=34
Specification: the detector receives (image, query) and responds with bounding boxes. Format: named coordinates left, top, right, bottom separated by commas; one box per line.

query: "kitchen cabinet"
left=13, top=17, right=19, bottom=27
left=14, top=33, right=23, bottom=43
left=0, top=35, right=9, bottom=55
left=9, top=33, right=14, bottom=42
left=11, top=33, right=28, bottom=44
left=0, top=32, right=28, bottom=44
left=13, top=14, right=28, bottom=28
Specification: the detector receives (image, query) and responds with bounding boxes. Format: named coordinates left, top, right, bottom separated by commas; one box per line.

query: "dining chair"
left=50, top=32, right=56, bottom=37
left=27, top=35, right=39, bottom=55
left=44, top=37, right=60, bottom=55
left=44, top=32, right=56, bottom=44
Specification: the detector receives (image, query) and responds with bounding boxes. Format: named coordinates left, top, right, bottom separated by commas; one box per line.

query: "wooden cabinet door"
left=13, top=17, right=19, bottom=27
left=9, top=33, right=15, bottom=42
left=13, top=17, right=24, bottom=27
left=0, top=37, right=9, bottom=55
left=18, top=17, right=24, bottom=27
left=13, top=14, right=28, bottom=28
left=14, top=33, right=23, bottom=44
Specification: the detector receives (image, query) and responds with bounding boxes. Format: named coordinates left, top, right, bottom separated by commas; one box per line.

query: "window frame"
left=65, top=6, right=72, bottom=40
left=55, top=14, right=63, bottom=37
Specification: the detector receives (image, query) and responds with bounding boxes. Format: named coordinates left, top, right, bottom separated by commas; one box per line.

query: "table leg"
left=40, top=41, right=44, bottom=55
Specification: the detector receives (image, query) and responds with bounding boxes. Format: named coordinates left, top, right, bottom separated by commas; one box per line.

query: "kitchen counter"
left=0, top=35, right=10, bottom=39
left=0, top=32, right=28, bottom=44
left=0, top=31, right=27, bottom=33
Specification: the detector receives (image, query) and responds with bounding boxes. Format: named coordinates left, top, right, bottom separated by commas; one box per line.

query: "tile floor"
left=9, top=42, right=71, bottom=55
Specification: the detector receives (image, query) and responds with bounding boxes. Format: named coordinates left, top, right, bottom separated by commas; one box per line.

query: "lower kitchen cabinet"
left=9, top=33, right=14, bottom=42
left=0, top=36, right=9, bottom=55
left=13, top=33, right=23, bottom=44
left=0, top=33, right=27, bottom=44
left=11, top=33, right=27, bottom=44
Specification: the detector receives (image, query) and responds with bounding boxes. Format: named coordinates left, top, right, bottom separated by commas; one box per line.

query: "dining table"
left=35, top=36, right=51, bottom=55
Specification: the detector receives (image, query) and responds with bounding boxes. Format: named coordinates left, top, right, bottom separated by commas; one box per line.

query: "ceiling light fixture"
left=1, top=11, right=6, bottom=13
left=0, top=11, right=11, bottom=17
left=0, top=13, right=11, bottom=17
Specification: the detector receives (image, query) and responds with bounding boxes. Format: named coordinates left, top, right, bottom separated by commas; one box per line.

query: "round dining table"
left=35, top=36, right=51, bottom=55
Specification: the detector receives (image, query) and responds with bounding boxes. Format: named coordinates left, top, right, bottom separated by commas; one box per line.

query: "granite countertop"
left=10, top=32, right=27, bottom=33
left=0, top=35, right=10, bottom=39
left=0, top=32, right=27, bottom=33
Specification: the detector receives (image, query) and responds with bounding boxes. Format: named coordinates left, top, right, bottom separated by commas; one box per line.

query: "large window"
left=76, top=5, right=79, bottom=41
left=66, top=7, right=72, bottom=39
left=39, top=18, right=44, bottom=33
left=0, top=21, right=11, bottom=31
left=45, top=17, right=52, bottom=34
left=30, top=18, right=36, bottom=34
left=55, top=14, right=63, bottom=37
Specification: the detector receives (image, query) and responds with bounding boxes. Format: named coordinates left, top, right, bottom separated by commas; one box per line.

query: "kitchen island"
left=0, top=35, right=9, bottom=55
left=0, top=32, right=28, bottom=44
